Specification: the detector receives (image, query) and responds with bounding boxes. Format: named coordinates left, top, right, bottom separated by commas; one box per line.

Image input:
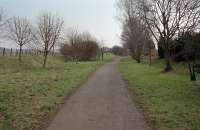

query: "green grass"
left=0, top=55, right=113, bottom=130
left=150, top=59, right=190, bottom=75
left=119, top=57, right=200, bottom=130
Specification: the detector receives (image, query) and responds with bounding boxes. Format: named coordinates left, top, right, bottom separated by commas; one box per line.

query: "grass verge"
left=119, top=57, right=200, bottom=130
left=0, top=55, right=113, bottom=130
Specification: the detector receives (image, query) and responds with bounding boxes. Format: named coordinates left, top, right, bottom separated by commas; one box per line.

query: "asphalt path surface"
left=46, top=58, right=151, bottom=130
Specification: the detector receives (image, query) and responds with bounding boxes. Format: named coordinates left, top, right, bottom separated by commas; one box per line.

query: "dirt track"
left=46, top=58, right=151, bottom=130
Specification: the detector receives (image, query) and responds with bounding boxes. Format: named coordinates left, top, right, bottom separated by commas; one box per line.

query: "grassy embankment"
left=0, top=54, right=113, bottom=130
left=119, top=57, right=200, bottom=130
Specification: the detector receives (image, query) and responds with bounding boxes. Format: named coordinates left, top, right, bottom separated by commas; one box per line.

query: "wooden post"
left=3, top=48, right=5, bottom=56
left=10, top=48, right=13, bottom=56
left=16, top=50, right=18, bottom=56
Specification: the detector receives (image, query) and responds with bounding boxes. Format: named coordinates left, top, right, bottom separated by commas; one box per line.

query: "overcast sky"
left=0, top=0, right=121, bottom=48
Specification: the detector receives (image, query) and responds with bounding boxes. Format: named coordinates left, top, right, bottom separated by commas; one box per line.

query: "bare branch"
left=8, top=16, right=32, bottom=61
left=35, top=13, right=64, bottom=68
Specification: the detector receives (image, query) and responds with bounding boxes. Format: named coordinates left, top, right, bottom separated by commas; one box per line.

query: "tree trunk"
left=3, top=48, right=5, bottom=56
left=43, top=51, right=48, bottom=68
left=136, top=49, right=141, bottom=63
left=136, top=55, right=141, bottom=63
left=164, top=56, right=173, bottom=72
left=149, top=48, right=152, bottom=66
left=10, top=48, right=12, bottom=56
left=101, top=49, right=104, bottom=61
left=75, top=56, right=78, bottom=64
left=19, top=45, right=22, bottom=61
left=188, top=63, right=196, bottom=81
left=163, top=41, right=173, bottom=72
left=137, top=59, right=141, bottom=63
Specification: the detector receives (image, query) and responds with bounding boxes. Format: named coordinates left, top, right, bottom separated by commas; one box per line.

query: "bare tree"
left=8, top=17, right=32, bottom=61
left=138, top=0, right=200, bottom=71
left=117, top=0, right=151, bottom=63
left=65, top=27, right=81, bottom=63
left=64, top=28, right=100, bottom=62
left=36, top=13, right=64, bottom=68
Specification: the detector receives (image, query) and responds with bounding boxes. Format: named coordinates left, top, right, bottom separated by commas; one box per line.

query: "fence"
left=0, top=47, right=56, bottom=57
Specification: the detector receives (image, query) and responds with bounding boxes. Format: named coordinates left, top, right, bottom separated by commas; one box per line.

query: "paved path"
left=46, top=58, right=151, bottom=130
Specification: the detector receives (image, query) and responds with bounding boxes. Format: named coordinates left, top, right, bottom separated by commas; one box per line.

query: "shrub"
left=170, top=32, right=200, bottom=62
left=60, top=30, right=100, bottom=61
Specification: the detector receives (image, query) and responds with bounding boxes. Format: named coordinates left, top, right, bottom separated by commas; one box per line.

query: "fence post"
left=25, top=50, right=28, bottom=56
left=10, top=48, right=12, bottom=56
left=16, top=50, right=18, bottom=56
left=3, top=48, right=5, bottom=56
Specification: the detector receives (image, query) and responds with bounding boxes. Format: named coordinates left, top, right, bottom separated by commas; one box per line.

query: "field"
left=119, top=58, right=200, bottom=130
left=0, top=54, right=113, bottom=130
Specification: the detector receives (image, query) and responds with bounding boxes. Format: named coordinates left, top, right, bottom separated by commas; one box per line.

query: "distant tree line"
left=111, top=45, right=127, bottom=56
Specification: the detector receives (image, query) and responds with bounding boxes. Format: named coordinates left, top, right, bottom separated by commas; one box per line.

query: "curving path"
left=46, top=58, right=151, bottom=130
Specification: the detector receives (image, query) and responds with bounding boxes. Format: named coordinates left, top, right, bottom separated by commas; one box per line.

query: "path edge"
left=117, top=58, right=154, bottom=130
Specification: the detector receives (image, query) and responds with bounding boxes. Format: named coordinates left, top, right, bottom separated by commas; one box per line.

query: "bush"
left=60, top=31, right=100, bottom=61
left=60, top=44, right=74, bottom=61
left=170, top=32, right=200, bottom=62
left=77, top=40, right=100, bottom=61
